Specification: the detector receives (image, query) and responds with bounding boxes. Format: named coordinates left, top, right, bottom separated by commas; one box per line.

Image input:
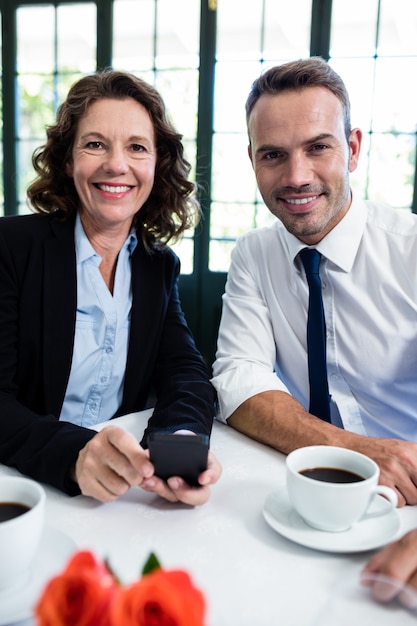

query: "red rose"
left=110, top=569, right=206, bottom=626
left=35, top=550, right=119, bottom=626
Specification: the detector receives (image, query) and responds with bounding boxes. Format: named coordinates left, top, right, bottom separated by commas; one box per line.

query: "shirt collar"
left=284, top=189, right=367, bottom=273
left=75, top=212, right=138, bottom=264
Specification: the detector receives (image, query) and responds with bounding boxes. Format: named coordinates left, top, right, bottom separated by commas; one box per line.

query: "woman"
left=0, top=70, right=220, bottom=505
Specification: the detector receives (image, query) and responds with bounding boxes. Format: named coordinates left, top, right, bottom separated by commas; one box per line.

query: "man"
left=211, top=57, right=417, bottom=506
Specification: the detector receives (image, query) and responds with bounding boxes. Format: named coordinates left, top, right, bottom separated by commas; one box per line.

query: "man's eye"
left=311, top=144, right=327, bottom=151
left=265, top=151, right=280, bottom=160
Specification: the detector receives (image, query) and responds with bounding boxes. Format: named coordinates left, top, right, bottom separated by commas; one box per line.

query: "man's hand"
left=353, top=437, right=417, bottom=507
left=227, top=391, right=417, bottom=508
left=362, top=529, right=417, bottom=604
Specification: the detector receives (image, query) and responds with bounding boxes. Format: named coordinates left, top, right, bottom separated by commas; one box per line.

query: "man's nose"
left=281, top=153, right=314, bottom=189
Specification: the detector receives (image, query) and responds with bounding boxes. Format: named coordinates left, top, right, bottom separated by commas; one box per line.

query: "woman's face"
left=67, top=97, right=157, bottom=235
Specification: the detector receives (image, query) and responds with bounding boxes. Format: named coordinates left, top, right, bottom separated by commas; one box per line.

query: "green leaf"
left=141, top=552, right=161, bottom=576
left=104, top=558, right=122, bottom=586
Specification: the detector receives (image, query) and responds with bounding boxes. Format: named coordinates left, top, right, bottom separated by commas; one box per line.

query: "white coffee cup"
left=0, top=476, right=46, bottom=590
left=286, top=446, right=398, bottom=532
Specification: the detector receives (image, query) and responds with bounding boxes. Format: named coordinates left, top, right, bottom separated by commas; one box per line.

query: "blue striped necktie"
left=299, top=248, right=331, bottom=422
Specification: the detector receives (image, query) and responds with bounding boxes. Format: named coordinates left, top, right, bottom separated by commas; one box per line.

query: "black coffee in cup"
left=299, top=467, right=364, bottom=483
left=0, top=502, right=31, bottom=522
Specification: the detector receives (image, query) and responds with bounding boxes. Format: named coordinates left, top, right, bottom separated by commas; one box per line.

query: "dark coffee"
left=300, top=467, right=365, bottom=483
left=0, top=502, right=30, bottom=522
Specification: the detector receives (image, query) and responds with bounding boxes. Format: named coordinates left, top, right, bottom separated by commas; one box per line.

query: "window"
left=210, top=0, right=312, bottom=270
left=112, top=0, right=201, bottom=273
left=329, top=0, right=417, bottom=211
left=1, top=0, right=416, bottom=363
left=16, top=3, right=97, bottom=213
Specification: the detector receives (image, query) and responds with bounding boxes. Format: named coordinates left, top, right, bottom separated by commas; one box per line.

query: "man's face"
left=248, top=86, right=361, bottom=245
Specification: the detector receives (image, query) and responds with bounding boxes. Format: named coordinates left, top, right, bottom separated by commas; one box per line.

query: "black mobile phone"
left=147, top=433, right=209, bottom=487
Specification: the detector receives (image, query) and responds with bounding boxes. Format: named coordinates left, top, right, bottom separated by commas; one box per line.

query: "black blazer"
left=0, top=212, right=215, bottom=494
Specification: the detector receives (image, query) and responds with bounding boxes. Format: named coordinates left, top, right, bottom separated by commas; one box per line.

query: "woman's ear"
left=65, top=161, right=73, bottom=177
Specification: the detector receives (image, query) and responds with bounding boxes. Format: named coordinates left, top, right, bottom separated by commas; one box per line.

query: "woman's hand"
left=74, top=426, right=155, bottom=502
left=74, top=426, right=221, bottom=505
left=140, top=450, right=222, bottom=506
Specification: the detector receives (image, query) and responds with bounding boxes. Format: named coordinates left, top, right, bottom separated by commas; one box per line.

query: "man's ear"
left=248, top=143, right=253, bottom=165
left=348, top=128, right=362, bottom=174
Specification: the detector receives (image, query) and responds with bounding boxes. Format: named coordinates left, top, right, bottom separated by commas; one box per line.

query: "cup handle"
left=362, top=485, right=398, bottom=521
left=375, top=485, right=398, bottom=508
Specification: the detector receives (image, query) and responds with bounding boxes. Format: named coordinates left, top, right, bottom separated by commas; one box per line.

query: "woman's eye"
left=85, top=141, right=102, bottom=149
left=131, top=144, right=145, bottom=152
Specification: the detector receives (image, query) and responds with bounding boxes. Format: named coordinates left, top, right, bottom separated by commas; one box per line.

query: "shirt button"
left=330, top=373, right=339, bottom=381
left=100, top=376, right=107, bottom=383
left=106, top=346, right=113, bottom=354
left=90, top=403, right=97, bottom=411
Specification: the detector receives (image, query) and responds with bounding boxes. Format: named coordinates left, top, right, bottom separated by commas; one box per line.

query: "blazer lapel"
left=121, top=244, right=166, bottom=412
left=42, top=216, right=77, bottom=415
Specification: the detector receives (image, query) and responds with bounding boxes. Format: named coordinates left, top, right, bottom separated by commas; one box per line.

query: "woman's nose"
left=102, top=148, right=129, bottom=174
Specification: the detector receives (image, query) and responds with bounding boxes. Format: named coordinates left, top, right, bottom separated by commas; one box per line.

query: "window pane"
left=18, top=139, right=39, bottom=208
left=330, top=0, right=379, bottom=56
left=378, top=0, right=417, bottom=56
left=329, top=58, right=375, bottom=132
left=211, top=0, right=313, bottom=272
left=17, top=6, right=55, bottom=73
left=16, top=3, right=96, bottom=216
left=214, top=61, right=259, bottom=134
left=156, top=0, right=199, bottom=69
left=263, top=0, right=311, bottom=60
left=113, top=0, right=156, bottom=71
left=113, top=0, right=200, bottom=275
left=57, top=4, right=96, bottom=73
left=155, top=69, right=199, bottom=140
left=212, top=134, right=256, bottom=203
left=209, top=239, right=238, bottom=273
left=217, top=0, right=264, bottom=61
left=372, top=58, right=417, bottom=133
left=367, top=133, right=415, bottom=209
left=114, top=0, right=199, bottom=71
left=211, top=202, right=259, bottom=240
left=330, top=0, right=417, bottom=212
left=171, top=237, right=194, bottom=275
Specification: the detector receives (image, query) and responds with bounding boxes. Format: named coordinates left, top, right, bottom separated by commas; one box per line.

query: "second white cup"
left=286, top=446, right=398, bottom=532
left=0, top=476, right=46, bottom=590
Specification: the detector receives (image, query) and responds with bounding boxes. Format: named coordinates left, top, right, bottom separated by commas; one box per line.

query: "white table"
left=1, top=411, right=416, bottom=626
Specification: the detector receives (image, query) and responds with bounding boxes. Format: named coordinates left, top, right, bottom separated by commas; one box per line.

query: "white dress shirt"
left=59, top=214, right=137, bottom=427
left=212, top=192, right=417, bottom=441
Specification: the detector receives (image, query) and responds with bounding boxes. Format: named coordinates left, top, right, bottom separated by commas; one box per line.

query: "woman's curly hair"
left=27, top=69, right=200, bottom=249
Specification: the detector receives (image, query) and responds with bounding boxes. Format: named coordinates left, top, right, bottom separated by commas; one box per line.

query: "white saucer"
left=263, top=486, right=401, bottom=553
left=0, top=527, right=76, bottom=625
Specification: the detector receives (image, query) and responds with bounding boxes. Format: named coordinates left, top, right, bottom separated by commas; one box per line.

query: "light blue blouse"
left=59, top=214, right=137, bottom=427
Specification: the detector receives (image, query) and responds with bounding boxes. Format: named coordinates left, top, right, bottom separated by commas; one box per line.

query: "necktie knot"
left=300, top=247, right=321, bottom=275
